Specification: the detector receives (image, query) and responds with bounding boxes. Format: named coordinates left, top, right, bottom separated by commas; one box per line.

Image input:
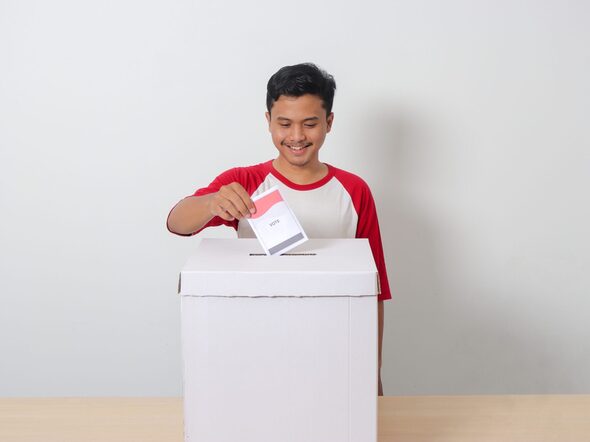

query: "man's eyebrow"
left=276, top=116, right=320, bottom=121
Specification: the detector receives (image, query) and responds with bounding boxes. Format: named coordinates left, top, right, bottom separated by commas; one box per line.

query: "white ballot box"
left=179, top=238, right=378, bottom=442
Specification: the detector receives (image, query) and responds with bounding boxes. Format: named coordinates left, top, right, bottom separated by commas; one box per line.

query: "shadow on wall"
left=360, top=102, right=445, bottom=393
left=363, top=102, right=570, bottom=395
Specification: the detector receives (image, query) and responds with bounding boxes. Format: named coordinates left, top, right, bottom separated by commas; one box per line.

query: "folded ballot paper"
left=247, top=186, right=308, bottom=255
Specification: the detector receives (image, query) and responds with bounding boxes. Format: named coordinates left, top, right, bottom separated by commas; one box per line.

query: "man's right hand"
left=207, top=182, right=256, bottom=221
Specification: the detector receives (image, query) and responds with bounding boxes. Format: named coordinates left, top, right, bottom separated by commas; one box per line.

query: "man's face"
left=265, top=94, right=334, bottom=169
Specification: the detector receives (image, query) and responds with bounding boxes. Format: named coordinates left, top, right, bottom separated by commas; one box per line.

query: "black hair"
left=266, top=63, right=336, bottom=115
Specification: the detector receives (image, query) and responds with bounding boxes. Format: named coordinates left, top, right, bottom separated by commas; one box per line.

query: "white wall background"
left=1, top=0, right=589, bottom=396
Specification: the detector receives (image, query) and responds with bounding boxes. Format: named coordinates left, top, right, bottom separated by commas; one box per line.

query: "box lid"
left=179, top=238, right=378, bottom=297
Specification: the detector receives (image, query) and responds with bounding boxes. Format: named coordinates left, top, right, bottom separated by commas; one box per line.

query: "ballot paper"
left=247, top=186, right=308, bottom=255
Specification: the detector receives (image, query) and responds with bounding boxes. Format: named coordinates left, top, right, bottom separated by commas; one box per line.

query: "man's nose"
left=289, top=125, right=305, bottom=142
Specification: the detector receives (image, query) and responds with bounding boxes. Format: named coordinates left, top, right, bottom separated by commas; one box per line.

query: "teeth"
left=288, top=145, right=307, bottom=151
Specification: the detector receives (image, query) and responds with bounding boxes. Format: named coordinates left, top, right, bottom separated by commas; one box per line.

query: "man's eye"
left=280, top=124, right=290, bottom=128
left=304, top=124, right=317, bottom=128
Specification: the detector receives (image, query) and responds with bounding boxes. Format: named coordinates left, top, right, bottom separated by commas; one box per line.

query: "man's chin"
left=279, top=156, right=308, bottom=168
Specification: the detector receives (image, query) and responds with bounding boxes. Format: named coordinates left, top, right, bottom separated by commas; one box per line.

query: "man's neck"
left=272, top=158, right=328, bottom=185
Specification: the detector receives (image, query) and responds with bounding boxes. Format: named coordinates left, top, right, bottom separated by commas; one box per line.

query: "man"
left=167, top=62, right=391, bottom=394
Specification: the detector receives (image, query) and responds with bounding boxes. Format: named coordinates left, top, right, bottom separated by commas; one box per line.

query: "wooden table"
left=1, top=396, right=589, bottom=441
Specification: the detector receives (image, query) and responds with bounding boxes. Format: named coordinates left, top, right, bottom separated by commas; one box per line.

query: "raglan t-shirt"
left=169, top=160, right=391, bottom=301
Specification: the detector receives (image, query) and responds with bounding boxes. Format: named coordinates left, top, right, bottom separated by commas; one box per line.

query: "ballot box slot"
left=248, top=253, right=317, bottom=256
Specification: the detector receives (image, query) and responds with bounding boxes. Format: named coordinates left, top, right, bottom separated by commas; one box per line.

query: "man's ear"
left=326, top=112, right=334, bottom=133
left=265, top=111, right=271, bottom=129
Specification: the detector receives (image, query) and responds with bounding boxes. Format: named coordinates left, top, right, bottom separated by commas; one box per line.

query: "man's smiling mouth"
left=286, top=144, right=310, bottom=151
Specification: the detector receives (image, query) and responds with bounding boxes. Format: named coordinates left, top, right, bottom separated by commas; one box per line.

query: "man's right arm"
left=167, top=183, right=256, bottom=235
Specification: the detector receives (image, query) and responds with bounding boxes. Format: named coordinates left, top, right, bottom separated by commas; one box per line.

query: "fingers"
left=211, top=183, right=256, bottom=221
left=215, top=205, right=236, bottom=221
left=210, top=196, right=238, bottom=221
left=219, top=184, right=251, bottom=219
left=229, top=183, right=256, bottom=215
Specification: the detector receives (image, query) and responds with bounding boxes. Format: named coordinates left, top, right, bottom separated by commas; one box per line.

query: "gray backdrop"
left=1, top=0, right=589, bottom=396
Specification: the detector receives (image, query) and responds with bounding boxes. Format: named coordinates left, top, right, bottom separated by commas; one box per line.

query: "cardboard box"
left=179, top=238, right=378, bottom=442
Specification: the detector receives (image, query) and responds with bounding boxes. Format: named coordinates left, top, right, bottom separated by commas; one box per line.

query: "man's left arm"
left=378, top=300, right=384, bottom=396
left=343, top=176, right=391, bottom=395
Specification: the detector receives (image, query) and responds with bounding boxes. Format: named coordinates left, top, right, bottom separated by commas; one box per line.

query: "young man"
left=167, top=63, right=391, bottom=395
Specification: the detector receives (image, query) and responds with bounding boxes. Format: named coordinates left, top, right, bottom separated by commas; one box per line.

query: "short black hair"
left=266, top=63, right=336, bottom=115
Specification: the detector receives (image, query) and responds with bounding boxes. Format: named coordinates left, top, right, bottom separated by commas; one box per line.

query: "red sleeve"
left=355, top=185, right=392, bottom=301
left=166, top=168, right=241, bottom=236
left=333, top=168, right=392, bottom=301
